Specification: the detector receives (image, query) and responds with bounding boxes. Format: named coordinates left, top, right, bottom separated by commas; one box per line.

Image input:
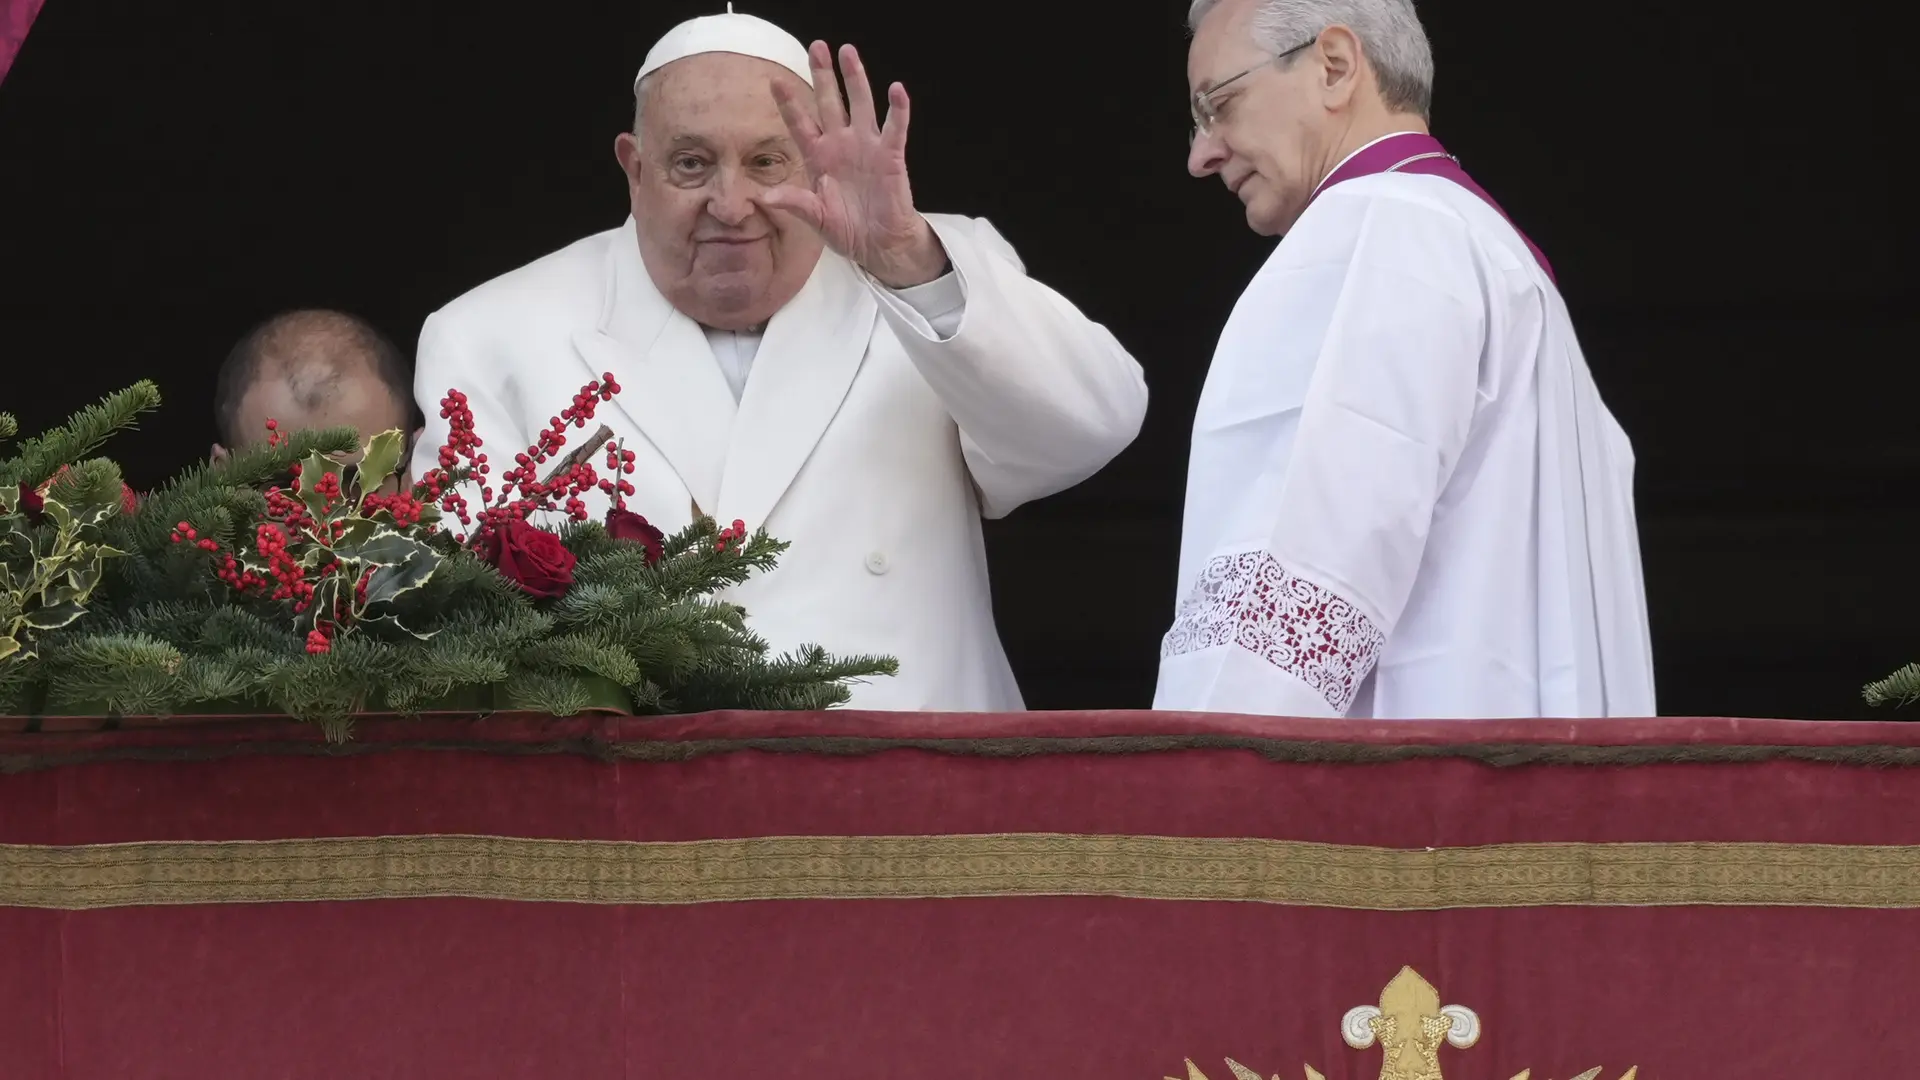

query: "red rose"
left=483, top=520, right=577, bottom=598
left=15, top=484, right=43, bottom=523
left=605, top=508, right=664, bottom=564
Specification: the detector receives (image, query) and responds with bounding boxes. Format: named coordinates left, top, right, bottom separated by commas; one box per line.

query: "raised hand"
left=759, top=41, right=948, bottom=289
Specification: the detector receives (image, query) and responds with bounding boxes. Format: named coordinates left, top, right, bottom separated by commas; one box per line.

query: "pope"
left=1156, top=0, right=1655, bottom=719
left=409, top=9, right=1149, bottom=711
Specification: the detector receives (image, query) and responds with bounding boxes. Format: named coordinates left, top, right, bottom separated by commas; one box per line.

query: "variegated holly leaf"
left=354, top=611, right=439, bottom=641
left=23, top=600, right=87, bottom=631
left=354, top=429, right=407, bottom=496
left=39, top=492, right=122, bottom=531
left=298, top=571, right=346, bottom=634
left=362, top=548, right=438, bottom=607
left=297, top=450, right=346, bottom=518
left=337, top=529, right=434, bottom=569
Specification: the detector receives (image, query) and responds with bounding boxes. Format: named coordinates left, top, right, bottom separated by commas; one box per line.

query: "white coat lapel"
left=715, top=252, right=876, bottom=528
left=570, top=218, right=737, bottom=516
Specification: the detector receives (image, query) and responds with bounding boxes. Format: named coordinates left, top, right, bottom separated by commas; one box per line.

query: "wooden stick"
left=540, top=424, right=616, bottom=485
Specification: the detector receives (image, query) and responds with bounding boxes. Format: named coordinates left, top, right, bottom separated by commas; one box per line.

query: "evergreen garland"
left=0, top=382, right=896, bottom=737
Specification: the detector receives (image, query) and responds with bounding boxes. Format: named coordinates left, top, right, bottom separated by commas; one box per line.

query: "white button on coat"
left=864, top=551, right=889, bottom=575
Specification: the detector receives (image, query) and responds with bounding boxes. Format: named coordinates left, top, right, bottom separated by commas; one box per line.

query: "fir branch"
left=675, top=645, right=897, bottom=713
left=0, top=412, right=17, bottom=443
left=1865, top=663, right=1920, bottom=707
left=522, top=633, right=643, bottom=687
left=119, top=427, right=357, bottom=549
left=0, top=381, right=161, bottom=488
left=39, top=632, right=184, bottom=716
left=502, top=670, right=594, bottom=716
left=641, top=528, right=788, bottom=602
left=45, top=458, right=126, bottom=513
left=386, top=648, right=511, bottom=712
left=175, top=652, right=271, bottom=705
left=262, top=633, right=401, bottom=737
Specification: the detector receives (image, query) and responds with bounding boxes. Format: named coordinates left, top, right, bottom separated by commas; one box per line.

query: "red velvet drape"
left=4, top=711, right=1919, bottom=1077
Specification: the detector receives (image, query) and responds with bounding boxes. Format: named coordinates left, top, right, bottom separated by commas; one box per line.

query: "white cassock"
left=1154, top=171, right=1655, bottom=719
left=411, top=213, right=1148, bottom=711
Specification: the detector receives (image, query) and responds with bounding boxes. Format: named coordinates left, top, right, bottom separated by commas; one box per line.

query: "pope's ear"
left=614, top=132, right=642, bottom=181
left=209, top=442, right=229, bottom=463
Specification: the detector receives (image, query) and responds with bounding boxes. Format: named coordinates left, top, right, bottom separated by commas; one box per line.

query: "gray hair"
left=1188, top=0, right=1433, bottom=119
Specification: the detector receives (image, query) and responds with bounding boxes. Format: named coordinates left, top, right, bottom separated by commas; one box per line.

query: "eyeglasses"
left=1189, top=36, right=1319, bottom=144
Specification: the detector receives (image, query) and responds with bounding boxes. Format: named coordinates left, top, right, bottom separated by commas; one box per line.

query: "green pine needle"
left=1864, top=663, right=1920, bottom=708
left=0, top=381, right=161, bottom=489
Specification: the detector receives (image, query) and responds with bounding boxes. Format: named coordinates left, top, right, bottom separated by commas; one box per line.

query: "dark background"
left=2, top=1, right=1914, bottom=718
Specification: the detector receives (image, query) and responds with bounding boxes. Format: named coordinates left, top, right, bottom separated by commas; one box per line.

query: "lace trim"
left=1161, top=552, right=1385, bottom=715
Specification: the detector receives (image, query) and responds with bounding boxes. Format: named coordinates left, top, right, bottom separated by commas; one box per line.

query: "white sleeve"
left=1155, top=199, right=1488, bottom=716
left=864, top=215, right=1149, bottom=519
left=881, top=271, right=966, bottom=341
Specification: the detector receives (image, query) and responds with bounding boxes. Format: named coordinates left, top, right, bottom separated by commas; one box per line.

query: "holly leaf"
left=362, top=550, right=438, bottom=607
left=331, top=517, right=380, bottom=551
left=0, top=634, right=19, bottom=661
left=72, top=498, right=121, bottom=529
left=38, top=495, right=72, bottom=532
left=297, top=450, right=345, bottom=518
left=337, top=530, right=435, bottom=569
left=356, top=611, right=440, bottom=640
left=296, top=572, right=345, bottom=634
left=24, top=600, right=87, bottom=630
left=354, top=429, right=406, bottom=498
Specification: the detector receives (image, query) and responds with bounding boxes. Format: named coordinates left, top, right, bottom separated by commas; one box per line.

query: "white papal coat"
left=410, top=213, right=1148, bottom=710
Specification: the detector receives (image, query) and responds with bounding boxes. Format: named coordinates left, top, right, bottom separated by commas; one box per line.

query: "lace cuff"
left=1160, top=552, right=1385, bottom=715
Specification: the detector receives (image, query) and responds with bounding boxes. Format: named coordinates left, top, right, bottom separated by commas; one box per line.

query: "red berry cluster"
left=168, top=520, right=219, bottom=554
left=212, top=544, right=269, bottom=594
left=253, top=523, right=319, bottom=611
left=360, top=490, right=427, bottom=526
left=419, top=389, right=485, bottom=528
left=417, top=375, right=627, bottom=550
left=306, top=624, right=332, bottom=655
left=263, top=417, right=285, bottom=449
left=600, top=440, right=639, bottom=509
left=715, top=518, right=748, bottom=553
left=263, top=478, right=317, bottom=535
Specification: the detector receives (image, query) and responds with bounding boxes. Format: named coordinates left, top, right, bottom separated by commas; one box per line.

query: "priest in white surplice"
left=1156, top=0, right=1655, bottom=719
left=410, top=11, right=1147, bottom=710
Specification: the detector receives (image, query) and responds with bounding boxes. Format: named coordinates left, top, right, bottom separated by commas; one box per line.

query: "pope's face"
left=1186, top=0, right=1332, bottom=236
left=617, top=53, right=825, bottom=331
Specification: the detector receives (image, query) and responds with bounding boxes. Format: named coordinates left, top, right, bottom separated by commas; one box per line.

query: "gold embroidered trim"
left=5, top=833, right=1920, bottom=911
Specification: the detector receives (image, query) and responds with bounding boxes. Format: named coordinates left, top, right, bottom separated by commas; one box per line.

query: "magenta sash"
left=1313, top=132, right=1556, bottom=283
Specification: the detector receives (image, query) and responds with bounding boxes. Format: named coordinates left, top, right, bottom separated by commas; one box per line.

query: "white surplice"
left=411, top=214, right=1147, bottom=711
left=1154, top=171, right=1655, bottom=719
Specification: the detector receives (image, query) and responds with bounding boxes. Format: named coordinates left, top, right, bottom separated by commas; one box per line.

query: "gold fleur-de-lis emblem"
left=1169, top=966, right=1638, bottom=1080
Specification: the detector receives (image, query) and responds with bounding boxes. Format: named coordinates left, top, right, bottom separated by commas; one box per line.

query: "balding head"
left=213, top=310, right=419, bottom=477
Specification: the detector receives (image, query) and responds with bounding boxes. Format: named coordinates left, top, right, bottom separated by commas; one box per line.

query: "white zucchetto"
left=634, top=4, right=814, bottom=90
